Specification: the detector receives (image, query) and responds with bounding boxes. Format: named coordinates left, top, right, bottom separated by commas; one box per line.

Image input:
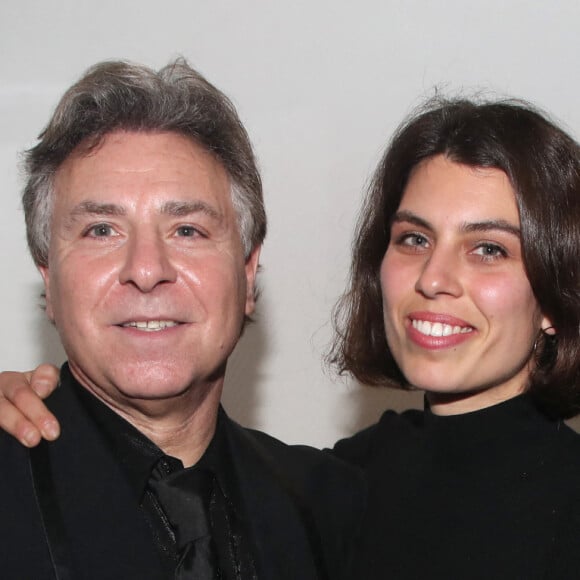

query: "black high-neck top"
left=333, top=395, right=580, bottom=579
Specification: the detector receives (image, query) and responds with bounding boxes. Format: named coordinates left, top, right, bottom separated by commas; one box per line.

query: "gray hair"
left=23, top=58, right=266, bottom=266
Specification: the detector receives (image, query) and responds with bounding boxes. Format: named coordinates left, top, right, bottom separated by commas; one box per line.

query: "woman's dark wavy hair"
left=329, top=96, right=580, bottom=418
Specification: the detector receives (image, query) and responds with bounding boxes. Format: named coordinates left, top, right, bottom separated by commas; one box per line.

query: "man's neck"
left=78, top=376, right=224, bottom=468
left=130, top=390, right=221, bottom=467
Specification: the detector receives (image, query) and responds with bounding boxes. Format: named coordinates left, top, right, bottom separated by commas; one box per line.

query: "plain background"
left=1, top=1, right=579, bottom=447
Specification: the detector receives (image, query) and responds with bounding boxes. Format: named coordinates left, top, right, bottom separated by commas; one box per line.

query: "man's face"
left=40, top=130, right=260, bottom=410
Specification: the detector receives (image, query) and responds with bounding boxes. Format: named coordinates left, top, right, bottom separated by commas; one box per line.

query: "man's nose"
left=414, top=247, right=463, bottom=299
left=118, top=233, right=177, bottom=292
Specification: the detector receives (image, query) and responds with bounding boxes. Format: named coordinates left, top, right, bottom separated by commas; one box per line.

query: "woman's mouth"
left=411, top=319, right=473, bottom=337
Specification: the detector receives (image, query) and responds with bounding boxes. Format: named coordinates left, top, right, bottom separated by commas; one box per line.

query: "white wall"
left=1, top=0, right=579, bottom=447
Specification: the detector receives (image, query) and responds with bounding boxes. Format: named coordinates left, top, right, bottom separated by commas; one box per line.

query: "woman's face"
left=380, top=154, right=552, bottom=415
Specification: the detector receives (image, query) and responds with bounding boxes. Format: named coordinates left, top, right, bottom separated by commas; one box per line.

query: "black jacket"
left=0, top=366, right=364, bottom=580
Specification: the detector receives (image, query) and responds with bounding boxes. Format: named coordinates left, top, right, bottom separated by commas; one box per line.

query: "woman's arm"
left=0, top=365, right=60, bottom=446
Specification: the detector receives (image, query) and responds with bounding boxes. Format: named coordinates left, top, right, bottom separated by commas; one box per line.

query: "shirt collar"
left=71, top=376, right=231, bottom=503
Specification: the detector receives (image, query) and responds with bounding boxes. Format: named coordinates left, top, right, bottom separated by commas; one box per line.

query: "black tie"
left=149, top=465, right=217, bottom=579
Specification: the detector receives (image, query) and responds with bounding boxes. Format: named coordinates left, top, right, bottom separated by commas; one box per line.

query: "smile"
left=121, top=320, right=180, bottom=332
left=411, top=319, right=473, bottom=337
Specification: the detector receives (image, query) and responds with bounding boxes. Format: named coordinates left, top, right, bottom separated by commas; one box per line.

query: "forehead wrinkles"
left=54, top=130, right=230, bottom=193
left=60, top=199, right=224, bottom=230
left=50, top=132, right=235, bottom=245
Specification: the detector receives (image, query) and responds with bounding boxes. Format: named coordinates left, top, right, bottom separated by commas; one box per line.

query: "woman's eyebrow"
left=462, top=220, right=521, bottom=238
left=391, top=210, right=432, bottom=231
left=392, top=211, right=520, bottom=238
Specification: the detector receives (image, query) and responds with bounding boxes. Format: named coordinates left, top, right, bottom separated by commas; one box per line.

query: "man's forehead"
left=53, top=131, right=232, bottom=203
left=67, top=129, right=214, bottom=160
left=61, top=128, right=228, bottom=168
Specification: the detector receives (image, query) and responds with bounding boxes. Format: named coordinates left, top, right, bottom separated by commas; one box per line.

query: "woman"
left=328, top=97, right=580, bottom=578
left=3, top=97, right=580, bottom=578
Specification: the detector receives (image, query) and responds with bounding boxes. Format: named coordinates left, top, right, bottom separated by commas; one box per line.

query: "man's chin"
left=69, top=358, right=226, bottom=406
left=106, top=373, right=198, bottom=401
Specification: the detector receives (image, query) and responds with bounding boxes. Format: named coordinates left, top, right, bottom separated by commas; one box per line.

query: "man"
left=0, top=59, right=363, bottom=579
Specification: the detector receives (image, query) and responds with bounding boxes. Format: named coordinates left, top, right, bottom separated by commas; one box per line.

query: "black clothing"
left=148, top=466, right=216, bottom=579
left=76, top=381, right=256, bottom=578
left=333, top=394, right=580, bottom=579
left=0, top=364, right=365, bottom=580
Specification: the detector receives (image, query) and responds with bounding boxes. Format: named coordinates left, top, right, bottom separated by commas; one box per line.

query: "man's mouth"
left=121, top=320, right=180, bottom=332
left=411, top=319, right=473, bottom=337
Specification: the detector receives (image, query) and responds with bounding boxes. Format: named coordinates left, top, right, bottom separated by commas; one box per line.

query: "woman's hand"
left=0, top=365, right=60, bottom=447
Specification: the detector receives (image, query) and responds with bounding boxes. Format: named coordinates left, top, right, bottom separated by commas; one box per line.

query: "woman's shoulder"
left=547, top=419, right=580, bottom=470
left=330, top=407, right=424, bottom=467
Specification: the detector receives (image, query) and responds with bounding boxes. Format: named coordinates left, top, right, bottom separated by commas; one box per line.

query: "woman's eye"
left=472, top=243, right=507, bottom=260
left=390, top=231, right=431, bottom=254
left=398, top=233, right=430, bottom=248
left=86, top=224, right=115, bottom=237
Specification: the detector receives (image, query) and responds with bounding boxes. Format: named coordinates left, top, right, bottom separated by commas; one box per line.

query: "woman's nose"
left=414, top=248, right=463, bottom=299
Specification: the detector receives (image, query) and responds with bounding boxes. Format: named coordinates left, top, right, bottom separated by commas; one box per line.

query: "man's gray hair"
left=22, top=58, right=266, bottom=266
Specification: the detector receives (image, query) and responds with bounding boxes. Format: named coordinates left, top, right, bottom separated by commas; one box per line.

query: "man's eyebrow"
left=160, top=200, right=222, bottom=221
left=65, top=200, right=222, bottom=221
left=69, top=201, right=126, bottom=218
left=391, top=210, right=520, bottom=237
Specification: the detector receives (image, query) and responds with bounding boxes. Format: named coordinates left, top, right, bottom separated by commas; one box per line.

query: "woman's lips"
left=407, top=312, right=475, bottom=349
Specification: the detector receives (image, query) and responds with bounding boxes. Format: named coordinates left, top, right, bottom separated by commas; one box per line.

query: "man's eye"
left=86, top=224, right=115, bottom=237
left=176, top=225, right=200, bottom=237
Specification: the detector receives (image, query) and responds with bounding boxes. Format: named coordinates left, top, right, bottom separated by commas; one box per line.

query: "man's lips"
left=114, top=319, right=187, bottom=332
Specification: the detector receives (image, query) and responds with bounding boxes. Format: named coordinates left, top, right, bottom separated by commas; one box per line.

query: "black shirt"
left=333, top=394, right=580, bottom=579
left=74, top=380, right=257, bottom=579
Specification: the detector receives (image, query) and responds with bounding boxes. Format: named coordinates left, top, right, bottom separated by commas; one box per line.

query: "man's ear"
left=38, top=265, right=55, bottom=322
left=244, top=245, right=261, bottom=316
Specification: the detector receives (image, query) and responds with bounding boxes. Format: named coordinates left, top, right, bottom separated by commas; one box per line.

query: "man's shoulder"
left=224, top=417, right=366, bottom=571
left=0, top=428, right=36, bottom=476
left=0, top=433, right=61, bottom=576
left=222, top=414, right=365, bottom=521
left=225, top=416, right=363, bottom=484
left=218, top=415, right=365, bottom=579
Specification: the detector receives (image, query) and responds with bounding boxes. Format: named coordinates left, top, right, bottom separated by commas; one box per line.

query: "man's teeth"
left=122, top=320, right=179, bottom=332
left=412, top=319, right=472, bottom=337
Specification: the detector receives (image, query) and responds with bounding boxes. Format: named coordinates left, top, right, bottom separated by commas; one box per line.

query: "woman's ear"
left=540, top=315, right=556, bottom=336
